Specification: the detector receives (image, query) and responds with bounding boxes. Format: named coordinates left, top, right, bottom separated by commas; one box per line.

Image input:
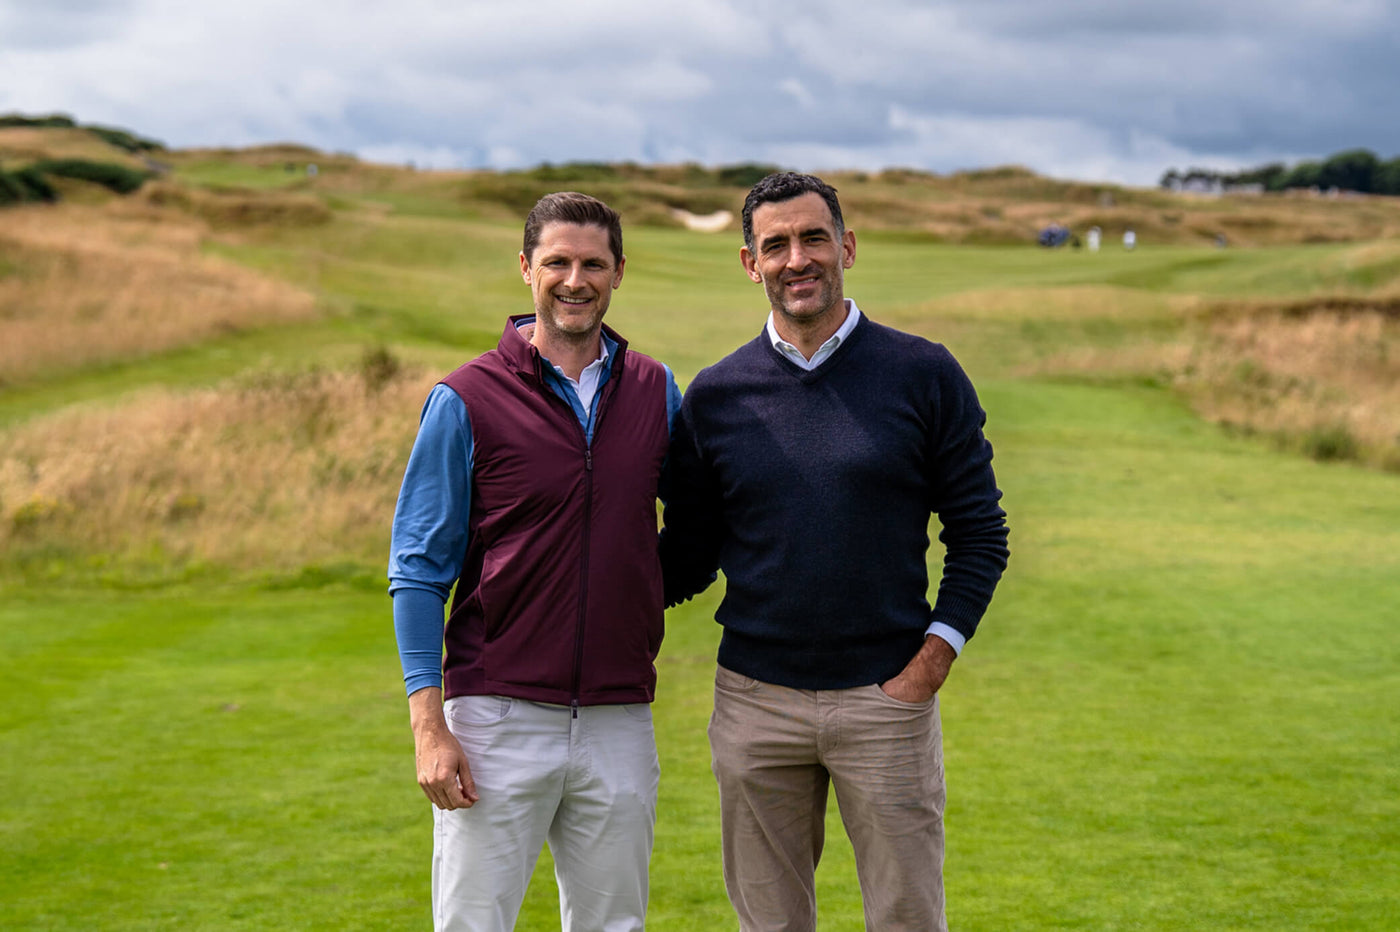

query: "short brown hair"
left=522, top=192, right=623, bottom=266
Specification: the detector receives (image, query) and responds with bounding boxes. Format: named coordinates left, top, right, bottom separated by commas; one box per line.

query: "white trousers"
left=432, top=696, right=660, bottom=932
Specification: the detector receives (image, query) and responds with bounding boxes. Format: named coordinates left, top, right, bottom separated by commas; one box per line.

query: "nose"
left=564, top=262, right=586, bottom=289
left=785, top=243, right=811, bottom=270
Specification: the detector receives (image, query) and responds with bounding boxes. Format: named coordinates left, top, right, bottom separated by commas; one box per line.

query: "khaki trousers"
left=709, top=665, right=948, bottom=932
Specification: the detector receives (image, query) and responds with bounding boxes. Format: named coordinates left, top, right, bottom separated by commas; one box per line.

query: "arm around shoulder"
left=659, top=393, right=723, bottom=607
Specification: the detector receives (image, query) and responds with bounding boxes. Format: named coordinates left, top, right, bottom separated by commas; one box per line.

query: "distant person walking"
left=389, top=192, right=681, bottom=931
left=662, top=172, right=1010, bottom=931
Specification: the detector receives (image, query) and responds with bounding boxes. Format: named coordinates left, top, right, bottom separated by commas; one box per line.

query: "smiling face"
left=520, top=221, right=625, bottom=342
left=740, top=191, right=856, bottom=332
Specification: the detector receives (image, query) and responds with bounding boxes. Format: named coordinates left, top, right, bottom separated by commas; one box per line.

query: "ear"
left=740, top=246, right=763, bottom=284
left=612, top=254, right=626, bottom=289
left=519, top=251, right=531, bottom=284
left=841, top=230, right=857, bottom=270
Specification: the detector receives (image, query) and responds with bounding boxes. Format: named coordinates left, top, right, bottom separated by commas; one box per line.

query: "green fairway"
left=3, top=190, right=1399, bottom=929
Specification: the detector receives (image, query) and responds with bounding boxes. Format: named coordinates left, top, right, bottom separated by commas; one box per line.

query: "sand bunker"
left=670, top=208, right=733, bottom=232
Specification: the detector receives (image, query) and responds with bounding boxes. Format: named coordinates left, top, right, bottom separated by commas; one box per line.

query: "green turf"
left=3, top=193, right=1399, bottom=929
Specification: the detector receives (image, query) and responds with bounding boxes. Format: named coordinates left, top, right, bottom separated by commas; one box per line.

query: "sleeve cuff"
left=925, top=622, right=966, bottom=656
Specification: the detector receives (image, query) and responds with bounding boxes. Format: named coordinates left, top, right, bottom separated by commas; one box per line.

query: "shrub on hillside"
left=0, top=113, right=77, bottom=129
left=29, top=159, right=151, bottom=194
left=717, top=163, right=783, bottom=187
left=12, top=168, right=58, bottom=202
left=85, top=124, right=164, bottom=154
left=0, top=171, right=27, bottom=206
left=0, top=168, right=57, bottom=205
left=529, top=161, right=626, bottom=183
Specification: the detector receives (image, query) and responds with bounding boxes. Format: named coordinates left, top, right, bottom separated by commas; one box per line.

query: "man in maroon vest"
left=389, top=192, right=681, bottom=931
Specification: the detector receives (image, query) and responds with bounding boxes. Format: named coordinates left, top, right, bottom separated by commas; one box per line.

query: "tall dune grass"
left=1031, top=290, right=1400, bottom=469
left=0, top=351, right=434, bottom=577
left=1183, top=299, right=1400, bottom=467
left=0, top=201, right=318, bottom=385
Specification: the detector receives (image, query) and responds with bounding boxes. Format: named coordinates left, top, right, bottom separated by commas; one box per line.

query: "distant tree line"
left=1162, top=148, right=1400, bottom=195
left=1, top=112, right=165, bottom=154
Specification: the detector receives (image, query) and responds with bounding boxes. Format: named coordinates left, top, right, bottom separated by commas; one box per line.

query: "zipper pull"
left=585, top=449, right=593, bottom=471
left=571, top=699, right=580, bottom=719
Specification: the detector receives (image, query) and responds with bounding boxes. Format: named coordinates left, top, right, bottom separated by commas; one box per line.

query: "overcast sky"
left=3, top=0, right=1397, bottom=186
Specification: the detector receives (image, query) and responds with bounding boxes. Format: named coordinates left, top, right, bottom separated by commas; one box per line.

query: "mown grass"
left=3, top=156, right=1399, bottom=929
left=4, top=378, right=1396, bottom=930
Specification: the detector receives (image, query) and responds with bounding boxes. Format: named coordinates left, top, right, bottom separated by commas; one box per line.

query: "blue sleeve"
left=388, top=383, right=473, bottom=695
left=657, top=364, right=685, bottom=509
left=393, top=589, right=451, bottom=695
left=659, top=383, right=723, bottom=605
left=662, top=364, right=682, bottom=436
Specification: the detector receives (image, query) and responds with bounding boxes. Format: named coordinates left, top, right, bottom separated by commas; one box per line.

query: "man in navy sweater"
left=661, top=173, right=1009, bottom=931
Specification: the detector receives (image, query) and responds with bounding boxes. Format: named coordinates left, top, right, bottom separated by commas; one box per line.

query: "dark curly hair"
left=741, top=172, right=844, bottom=252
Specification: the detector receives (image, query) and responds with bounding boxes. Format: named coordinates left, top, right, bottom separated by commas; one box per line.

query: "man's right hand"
left=408, top=687, right=480, bottom=810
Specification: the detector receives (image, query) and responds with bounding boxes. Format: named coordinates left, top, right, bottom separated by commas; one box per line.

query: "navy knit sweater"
left=660, top=313, right=1009, bottom=690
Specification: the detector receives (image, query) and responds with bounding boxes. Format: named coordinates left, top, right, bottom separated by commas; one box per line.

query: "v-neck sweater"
left=661, top=313, right=1009, bottom=689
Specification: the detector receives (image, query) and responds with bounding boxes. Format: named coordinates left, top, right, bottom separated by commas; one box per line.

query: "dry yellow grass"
left=0, top=126, right=151, bottom=170
left=1034, top=290, right=1400, bottom=469
left=1180, top=299, right=1400, bottom=467
left=0, top=355, right=437, bottom=573
left=139, top=180, right=332, bottom=227
left=0, top=200, right=318, bottom=385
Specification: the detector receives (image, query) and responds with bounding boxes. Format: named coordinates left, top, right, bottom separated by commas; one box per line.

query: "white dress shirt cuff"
left=925, top=622, right=966, bottom=656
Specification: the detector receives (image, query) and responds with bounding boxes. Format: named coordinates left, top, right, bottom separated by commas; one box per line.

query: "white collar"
left=765, top=300, right=862, bottom=370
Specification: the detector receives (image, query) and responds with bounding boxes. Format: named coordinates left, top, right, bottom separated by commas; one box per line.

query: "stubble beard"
left=536, top=293, right=608, bottom=346
left=767, top=269, right=842, bottom=330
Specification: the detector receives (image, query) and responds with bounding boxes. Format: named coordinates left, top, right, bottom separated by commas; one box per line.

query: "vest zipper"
left=572, top=447, right=592, bottom=718
left=535, top=353, right=617, bottom=717
left=570, top=382, right=612, bottom=714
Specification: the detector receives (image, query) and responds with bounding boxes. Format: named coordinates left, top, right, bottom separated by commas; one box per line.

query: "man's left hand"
left=880, top=635, right=957, bottom=703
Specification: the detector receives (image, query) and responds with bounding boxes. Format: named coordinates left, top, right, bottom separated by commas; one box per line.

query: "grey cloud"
left=0, top=0, right=135, bottom=51
left=1, top=0, right=1397, bottom=186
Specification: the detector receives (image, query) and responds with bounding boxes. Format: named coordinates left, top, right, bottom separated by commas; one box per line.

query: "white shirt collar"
left=517, top=316, right=611, bottom=410
left=765, top=300, right=862, bottom=371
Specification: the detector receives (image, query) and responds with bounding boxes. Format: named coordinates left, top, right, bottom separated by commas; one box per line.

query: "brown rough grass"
left=0, top=126, right=151, bottom=170
left=0, top=357, right=437, bottom=573
left=0, top=201, right=318, bottom=385
left=1179, top=299, right=1400, bottom=467
left=1035, top=291, right=1400, bottom=470
left=138, top=180, right=332, bottom=228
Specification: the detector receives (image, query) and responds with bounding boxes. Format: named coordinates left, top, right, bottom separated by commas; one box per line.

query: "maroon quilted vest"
left=439, top=316, right=670, bottom=706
